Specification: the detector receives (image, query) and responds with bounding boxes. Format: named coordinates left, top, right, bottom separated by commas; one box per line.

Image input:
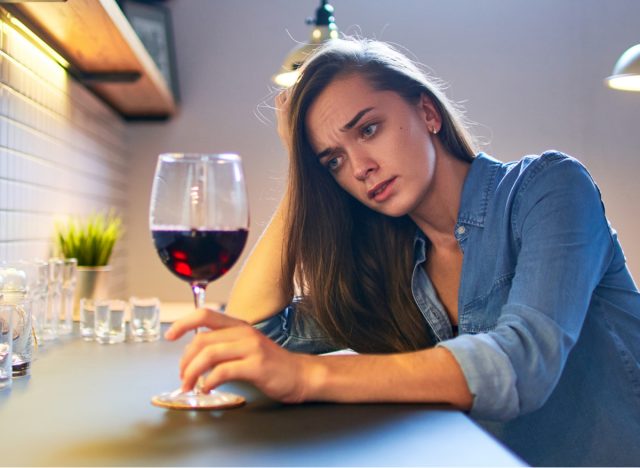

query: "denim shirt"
left=255, top=151, right=640, bottom=466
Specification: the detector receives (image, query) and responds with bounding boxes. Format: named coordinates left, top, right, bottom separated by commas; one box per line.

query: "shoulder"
left=500, top=150, right=599, bottom=201
left=501, top=151, right=606, bottom=231
left=507, top=150, right=590, bottom=182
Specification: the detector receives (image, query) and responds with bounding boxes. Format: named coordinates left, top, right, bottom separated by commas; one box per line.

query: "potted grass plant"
left=55, top=211, right=122, bottom=319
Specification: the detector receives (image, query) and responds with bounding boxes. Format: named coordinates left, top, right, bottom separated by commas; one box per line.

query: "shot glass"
left=59, top=259, right=77, bottom=336
left=79, top=298, right=97, bottom=341
left=46, top=259, right=64, bottom=340
left=0, top=266, right=32, bottom=377
left=95, top=300, right=126, bottom=344
left=129, top=297, right=161, bottom=342
left=25, top=260, right=46, bottom=346
left=0, top=302, right=13, bottom=390
left=33, top=261, right=54, bottom=342
left=11, top=298, right=33, bottom=377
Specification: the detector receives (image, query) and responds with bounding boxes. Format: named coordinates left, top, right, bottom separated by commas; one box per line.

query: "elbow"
left=453, top=391, right=474, bottom=412
left=470, top=370, right=561, bottom=422
left=515, top=372, right=561, bottom=416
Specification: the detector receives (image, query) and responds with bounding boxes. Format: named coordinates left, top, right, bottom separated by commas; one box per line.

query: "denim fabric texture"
left=254, top=151, right=640, bottom=466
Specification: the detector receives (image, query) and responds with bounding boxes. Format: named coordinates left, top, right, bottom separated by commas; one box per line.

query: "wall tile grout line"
left=0, top=80, right=128, bottom=165
left=0, top=175, right=128, bottom=204
left=0, top=126, right=128, bottom=190
left=0, top=47, right=128, bottom=154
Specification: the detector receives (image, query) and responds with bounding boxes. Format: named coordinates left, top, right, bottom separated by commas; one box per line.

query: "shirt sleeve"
left=253, top=301, right=340, bottom=354
left=439, top=153, right=615, bottom=421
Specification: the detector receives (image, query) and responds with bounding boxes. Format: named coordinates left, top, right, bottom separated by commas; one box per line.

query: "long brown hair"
left=283, top=38, right=476, bottom=353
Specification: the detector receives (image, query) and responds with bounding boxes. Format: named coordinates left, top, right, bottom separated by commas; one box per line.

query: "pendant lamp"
left=605, top=44, right=640, bottom=92
left=272, top=0, right=339, bottom=88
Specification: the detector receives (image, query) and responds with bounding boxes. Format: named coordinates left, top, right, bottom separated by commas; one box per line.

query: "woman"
left=166, top=38, right=640, bottom=466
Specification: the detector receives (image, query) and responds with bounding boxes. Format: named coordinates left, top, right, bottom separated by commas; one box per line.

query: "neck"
left=409, top=147, right=471, bottom=249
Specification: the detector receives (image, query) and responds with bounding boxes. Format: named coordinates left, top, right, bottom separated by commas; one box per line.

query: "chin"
left=383, top=209, right=411, bottom=218
left=366, top=202, right=411, bottom=218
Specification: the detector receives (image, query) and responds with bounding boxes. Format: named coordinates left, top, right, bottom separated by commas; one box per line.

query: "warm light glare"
left=312, top=28, right=322, bottom=40
left=8, top=16, right=69, bottom=69
left=606, top=75, right=640, bottom=92
left=190, top=186, right=200, bottom=205
left=606, top=43, right=640, bottom=92
left=273, top=70, right=299, bottom=88
left=1, top=16, right=68, bottom=93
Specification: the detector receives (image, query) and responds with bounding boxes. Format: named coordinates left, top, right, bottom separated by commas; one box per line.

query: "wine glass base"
left=151, top=389, right=246, bottom=410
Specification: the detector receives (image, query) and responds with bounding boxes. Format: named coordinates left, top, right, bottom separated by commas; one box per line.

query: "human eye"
left=326, top=155, right=344, bottom=172
left=360, top=122, right=379, bottom=140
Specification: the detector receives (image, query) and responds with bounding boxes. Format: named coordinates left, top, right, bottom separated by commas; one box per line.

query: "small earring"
left=431, top=127, right=438, bottom=135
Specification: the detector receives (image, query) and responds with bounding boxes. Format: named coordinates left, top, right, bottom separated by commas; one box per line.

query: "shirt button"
left=456, top=226, right=466, bottom=235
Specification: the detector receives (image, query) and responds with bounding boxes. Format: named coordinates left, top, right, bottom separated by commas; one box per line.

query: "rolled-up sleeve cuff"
left=253, top=311, right=289, bottom=344
left=253, top=305, right=339, bottom=355
left=437, top=334, right=520, bottom=420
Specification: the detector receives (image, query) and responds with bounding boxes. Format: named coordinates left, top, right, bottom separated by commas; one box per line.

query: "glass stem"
left=191, top=282, right=207, bottom=310
left=191, top=281, right=208, bottom=394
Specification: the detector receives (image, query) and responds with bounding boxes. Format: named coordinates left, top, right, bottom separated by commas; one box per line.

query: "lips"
left=367, top=177, right=397, bottom=200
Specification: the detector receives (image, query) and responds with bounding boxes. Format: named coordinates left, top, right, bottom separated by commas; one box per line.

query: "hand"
left=275, top=88, right=292, bottom=154
left=165, top=308, right=310, bottom=403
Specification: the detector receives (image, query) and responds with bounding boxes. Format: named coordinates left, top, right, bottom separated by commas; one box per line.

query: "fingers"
left=275, top=88, right=291, bottom=108
left=165, top=308, right=247, bottom=341
left=181, top=338, right=254, bottom=392
left=178, top=326, right=251, bottom=378
left=175, top=326, right=306, bottom=403
left=200, top=358, right=255, bottom=394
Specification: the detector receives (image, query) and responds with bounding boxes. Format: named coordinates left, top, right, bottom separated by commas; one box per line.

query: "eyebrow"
left=316, top=107, right=375, bottom=159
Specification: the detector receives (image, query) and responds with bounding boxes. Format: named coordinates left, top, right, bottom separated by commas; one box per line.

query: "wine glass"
left=149, top=153, right=249, bottom=410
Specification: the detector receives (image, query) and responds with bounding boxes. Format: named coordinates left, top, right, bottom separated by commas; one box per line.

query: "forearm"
left=226, top=194, right=292, bottom=324
left=300, top=347, right=473, bottom=409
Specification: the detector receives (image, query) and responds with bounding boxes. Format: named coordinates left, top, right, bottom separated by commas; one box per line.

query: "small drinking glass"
left=129, top=297, right=161, bottom=342
left=0, top=301, right=13, bottom=390
left=0, top=266, right=32, bottom=377
left=79, top=298, right=96, bottom=341
left=59, top=259, right=77, bottom=336
left=11, top=299, right=32, bottom=377
left=95, top=300, right=126, bottom=344
left=46, top=259, right=64, bottom=339
left=34, top=261, right=54, bottom=342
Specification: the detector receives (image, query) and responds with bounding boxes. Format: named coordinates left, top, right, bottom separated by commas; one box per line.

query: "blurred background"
left=2, top=0, right=639, bottom=304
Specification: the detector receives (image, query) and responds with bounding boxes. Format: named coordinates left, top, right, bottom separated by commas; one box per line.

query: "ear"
left=418, top=93, right=442, bottom=135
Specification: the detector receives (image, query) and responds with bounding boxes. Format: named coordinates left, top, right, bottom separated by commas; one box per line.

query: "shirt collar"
left=456, top=152, right=502, bottom=229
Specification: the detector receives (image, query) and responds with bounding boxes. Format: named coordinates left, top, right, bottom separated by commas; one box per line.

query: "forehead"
left=311, top=73, right=377, bottom=109
left=305, top=74, right=382, bottom=150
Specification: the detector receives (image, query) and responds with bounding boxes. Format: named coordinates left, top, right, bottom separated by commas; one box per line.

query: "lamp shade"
left=272, top=1, right=338, bottom=88
left=605, top=44, right=640, bottom=92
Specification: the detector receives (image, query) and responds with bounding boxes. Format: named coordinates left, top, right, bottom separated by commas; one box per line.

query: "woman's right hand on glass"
left=165, top=307, right=312, bottom=403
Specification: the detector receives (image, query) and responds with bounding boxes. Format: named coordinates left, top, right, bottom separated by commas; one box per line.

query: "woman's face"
left=305, top=73, right=440, bottom=217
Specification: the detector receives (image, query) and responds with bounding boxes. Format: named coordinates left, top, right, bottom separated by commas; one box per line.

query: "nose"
left=352, top=151, right=378, bottom=181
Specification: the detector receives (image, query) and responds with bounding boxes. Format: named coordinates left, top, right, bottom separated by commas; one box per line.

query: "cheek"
left=395, top=123, right=433, bottom=165
left=332, top=172, right=358, bottom=198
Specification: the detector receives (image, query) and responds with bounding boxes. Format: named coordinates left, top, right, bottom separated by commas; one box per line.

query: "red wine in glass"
left=152, top=229, right=248, bottom=283
left=149, top=153, right=249, bottom=410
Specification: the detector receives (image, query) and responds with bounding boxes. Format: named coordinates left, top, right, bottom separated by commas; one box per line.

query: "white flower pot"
left=73, top=266, right=111, bottom=320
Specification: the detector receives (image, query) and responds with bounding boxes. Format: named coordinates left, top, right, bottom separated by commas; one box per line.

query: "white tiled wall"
left=0, top=17, right=128, bottom=295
